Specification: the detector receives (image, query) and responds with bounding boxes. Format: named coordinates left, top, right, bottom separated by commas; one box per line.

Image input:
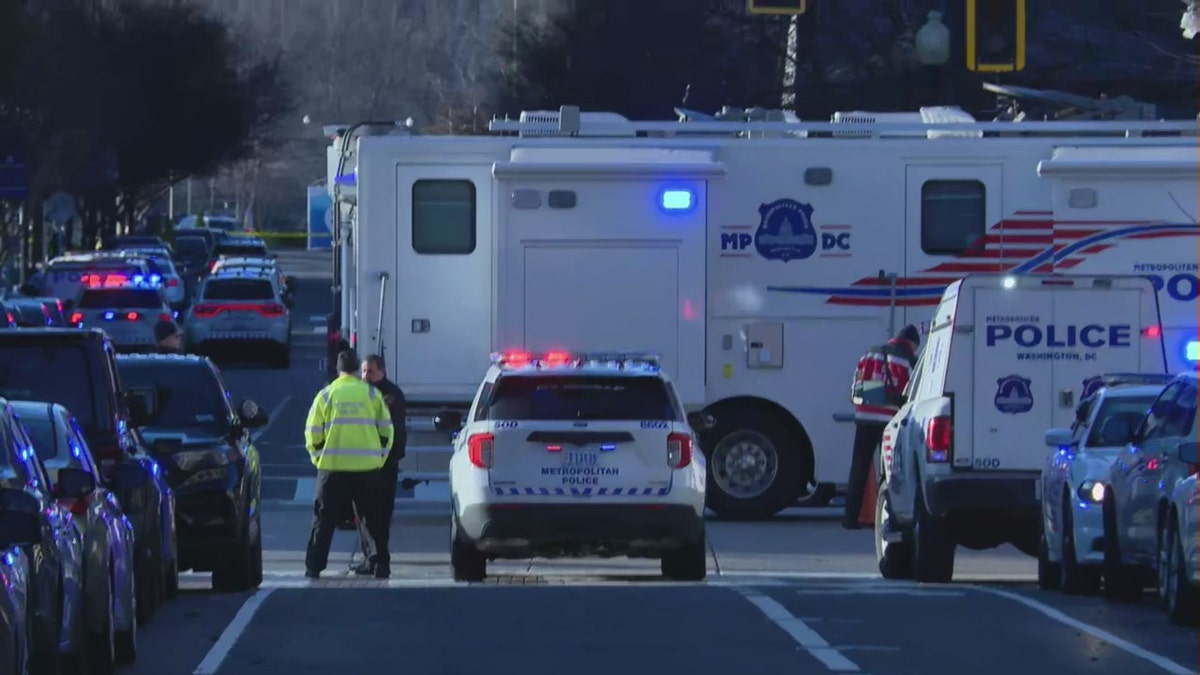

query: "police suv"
left=182, top=269, right=291, bottom=368
left=875, top=274, right=1166, bottom=584
left=436, top=351, right=711, bottom=582
left=69, top=273, right=174, bottom=352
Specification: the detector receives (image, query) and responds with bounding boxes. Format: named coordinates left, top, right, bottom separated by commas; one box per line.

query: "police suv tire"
left=911, top=490, right=954, bottom=584
left=212, top=524, right=256, bottom=592
left=87, top=566, right=116, bottom=675
left=272, top=345, right=290, bottom=369
left=1101, top=497, right=1142, bottom=602
left=450, top=516, right=486, bottom=582
left=1037, top=535, right=1061, bottom=591
left=1060, top=499, right=1100, bottom=595
left=1164, top=520, right=1199, bottom=625
left=661, top=530, right=707, bottom=581
left=702, top=406, right=803, bottom=521
left=875, top=482, right=913, bottom=580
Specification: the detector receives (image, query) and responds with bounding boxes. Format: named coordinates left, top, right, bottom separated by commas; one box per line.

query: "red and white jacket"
left=850, top=339, right=917, bottom=424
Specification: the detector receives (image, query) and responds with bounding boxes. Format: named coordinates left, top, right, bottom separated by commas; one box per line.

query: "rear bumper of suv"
left=925, top=471, right=1041, bottom=517
left=459, top=503, right=704, bottom=556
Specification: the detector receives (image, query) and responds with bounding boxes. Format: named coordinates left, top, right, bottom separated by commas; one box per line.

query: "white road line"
left=311, top=326, right=327, bottom=334
left=192, top=588, right=276, bottom=675
left=793, top=588, right=964, bottom=597
left=251, top=395, right=292, bottom=443
left=972, top=586, right=1194, bottom=675
left=732, top=587, right=861, bottom=672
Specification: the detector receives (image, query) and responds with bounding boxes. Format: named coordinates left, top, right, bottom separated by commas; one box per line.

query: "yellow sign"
left=747, top=0, right=806, bottom=15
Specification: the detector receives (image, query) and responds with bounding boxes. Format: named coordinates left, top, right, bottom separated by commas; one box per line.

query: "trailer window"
left=921, top=180, right=986, bottom=255
left=412, top=180, right=476, bottom=255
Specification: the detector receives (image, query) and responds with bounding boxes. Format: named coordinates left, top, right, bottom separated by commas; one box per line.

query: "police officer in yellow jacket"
left=303, top=350, right=395, bottom=578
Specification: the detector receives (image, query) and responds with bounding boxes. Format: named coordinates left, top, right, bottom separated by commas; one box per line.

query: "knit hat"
left=898, top=324, right=920, bottom=347
left=154, top=319, right=179, bottom=342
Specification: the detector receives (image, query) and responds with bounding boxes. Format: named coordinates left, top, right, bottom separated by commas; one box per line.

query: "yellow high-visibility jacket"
left=304, top=374, right=394, bottom=472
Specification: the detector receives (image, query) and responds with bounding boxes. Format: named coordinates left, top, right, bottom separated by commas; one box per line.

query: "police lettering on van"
left=1134, top=263, right=1199, bottom=303
left=985, top=316, right=1133, bottom=362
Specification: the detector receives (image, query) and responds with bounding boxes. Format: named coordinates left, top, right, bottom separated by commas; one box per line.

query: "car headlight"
left=1078, top=480, right=1105, bottom=503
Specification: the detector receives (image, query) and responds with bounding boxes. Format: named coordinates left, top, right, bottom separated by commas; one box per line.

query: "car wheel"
left=912, top=490, right=954, bottom=584
left=1165, top=520, right=1199, bottom=625
left=876, top=482, right=913, bottom=580
left=1037, top=533, right=1061, bottom=590
left=213, top=523, right=257, bottom=592
left=88, top=566, right=116, bottom=674
left=1102, top=496, right=1143, bottom=602
left=1060, top=501, right=1100, bottom=594
left=115, top=562, right=137, bottom=665
left=661, top=529, right=708, bottom=581
left=450, top=516, right=486, bottom=582
left=703, top=406, right=803, bottom=521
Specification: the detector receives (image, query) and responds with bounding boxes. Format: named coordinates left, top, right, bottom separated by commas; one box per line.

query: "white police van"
left=875, top=274, right=1166, bottom=583
left=435, top=351, right=710, bottom=582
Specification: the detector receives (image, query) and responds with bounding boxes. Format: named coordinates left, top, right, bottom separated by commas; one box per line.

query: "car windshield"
left=486, top=375, right=677, bottom=421
left=78, top=289, right=162, bottom=309
left=1087, top=396, right=1158, bottom=447
left=214, top=244, right=267, bottom=257
left=174, top=237, right=209, bottom=256
left=203, top=279, right=274, bottom=301
left=0, top=345, right=98, bottom=430
left=117, top=362, right=231, bottom=434
left=21, top=415, right=58, bottom=462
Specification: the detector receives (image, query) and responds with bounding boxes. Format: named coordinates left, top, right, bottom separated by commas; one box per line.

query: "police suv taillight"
left=467, top=433, right=494, bottom=469
left=925, top=416, right=952, bottom=463
left=667, top=432, right=692, bottom=469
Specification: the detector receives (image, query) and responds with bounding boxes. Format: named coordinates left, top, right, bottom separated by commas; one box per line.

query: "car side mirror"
left=110, top=462, right=148, bottom=491
left=433, top=411, right=464, bottom=433
left=56, top=467, right=96, bottom=499
left=238, top=399, right=268, bottom=428
left=1044, top=428, right=1075, bottom=448
left=0, top=488, right=42, bottom=546
left=687, top=411, right=716, bottom=433
left=1177, top=441, right=1198, bottom=466
left=124, top=390, right=155, bottom=426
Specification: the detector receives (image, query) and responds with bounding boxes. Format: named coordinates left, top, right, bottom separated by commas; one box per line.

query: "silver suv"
left=182, top=271, right=291, bottom=368
left=70, top=285, right=173, bottom=352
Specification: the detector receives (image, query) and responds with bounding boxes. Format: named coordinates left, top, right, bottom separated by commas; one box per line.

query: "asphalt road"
left=118, top=252, right=1199, bottom=675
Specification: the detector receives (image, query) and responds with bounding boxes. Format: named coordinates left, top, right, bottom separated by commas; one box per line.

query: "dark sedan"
left=13, top=401, right=140, bottom=667
left=0, top=398, right=87, bottom=673
left=2, top=298, right=52, bottom=328
left=116, top=354, right=265, bottom=592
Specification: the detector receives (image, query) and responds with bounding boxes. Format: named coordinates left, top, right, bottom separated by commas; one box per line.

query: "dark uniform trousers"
left=306, top=469, right=388, bottom=572
left=844, top=422, right=886, bottom=527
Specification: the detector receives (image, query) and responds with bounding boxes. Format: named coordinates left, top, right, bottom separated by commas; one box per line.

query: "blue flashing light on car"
left=658, top=188, right=695, bottom=213
left=1186, top=340, right=1198, bottom=362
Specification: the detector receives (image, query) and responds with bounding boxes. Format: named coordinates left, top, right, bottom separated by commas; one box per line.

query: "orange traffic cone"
left=858, top=463, right=878, bottom=526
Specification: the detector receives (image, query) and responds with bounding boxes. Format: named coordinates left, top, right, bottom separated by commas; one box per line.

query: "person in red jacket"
left=844, top=324, right=920, bottom=529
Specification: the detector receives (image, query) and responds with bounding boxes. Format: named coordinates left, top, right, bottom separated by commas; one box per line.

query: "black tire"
left=875, top=482, right=913, bottom=580
left=114, top=568, right=137, bottom=666
left=795, top=482, right=836, bottom=508
left=450, top=516, right=486, bottom=582
left=134, top=547, right=158, bottom=625
left=88, top=566, right=116, bottom=674
left=213, top=523, right=257, bottom=592
left=661, top=530, right=708, bottom=581
left=1102, top=497, right=1143, bottom=602
left=1037, top=535, right=1061, bottom=591
left=702, top=405, right=804, bottom=521
left=912, top=490, right=955, bottom=584
left=272, top=345, right=291, bottom=369
left=1164, top=520, right=1199, bottom=625
left=1060, top=501, right=1100, bottom=595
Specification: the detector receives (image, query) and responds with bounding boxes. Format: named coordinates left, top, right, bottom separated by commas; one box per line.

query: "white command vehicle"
left=437, top=351, right=709, bottom=582
left=875, top=274, right=1167, bottom=583
left=1038, top=373, right=1170, bottom=594
left=332, top=94, right=1197, bottom=520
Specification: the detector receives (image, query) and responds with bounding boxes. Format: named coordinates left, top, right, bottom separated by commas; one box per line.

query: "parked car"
left=0, top=328, right=178, bottom=623
left=12, top=401, right=140, bottom=664
left=0, top=399, right=87, bottom=673
left=1162, top=457, right=1199, bottom=624
left=1103, top=370, right=1200, bottom=601
left=1039, top=374, right=1169, bottom=594
left=0, top=545, right=31, bottom=675
left=2, top=298, right=52, bottom=328
left=117, top=354, right=265, bottom=592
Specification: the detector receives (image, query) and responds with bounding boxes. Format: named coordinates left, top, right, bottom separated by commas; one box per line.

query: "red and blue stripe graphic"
left=767, top=213, right=1199, bottom=307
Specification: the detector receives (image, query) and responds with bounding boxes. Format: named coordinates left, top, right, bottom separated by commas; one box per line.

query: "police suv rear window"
left=78, top=289, right=162, bottom=309
left=486, top=375, right=677, bottom=421
left=203, top=279, right=274, bottom=301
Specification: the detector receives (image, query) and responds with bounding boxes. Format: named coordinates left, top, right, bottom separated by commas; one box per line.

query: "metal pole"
left=168, top=184, right=175, bottom=221
left=186, top=178, right=192, bottom=214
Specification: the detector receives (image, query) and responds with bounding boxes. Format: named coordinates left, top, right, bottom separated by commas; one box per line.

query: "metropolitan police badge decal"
left=754, top=199, right=818, bottom=262
left=995, top=375, right=1034, bottom=414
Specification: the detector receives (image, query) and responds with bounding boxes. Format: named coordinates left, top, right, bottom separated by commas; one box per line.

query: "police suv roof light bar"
left=1098, top=373, right=1175, bottom=388
left=491, top=350, right=662, bottom=370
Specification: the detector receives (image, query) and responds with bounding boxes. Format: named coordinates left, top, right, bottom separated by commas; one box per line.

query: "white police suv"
left=436, top=350, right=711, bottom=582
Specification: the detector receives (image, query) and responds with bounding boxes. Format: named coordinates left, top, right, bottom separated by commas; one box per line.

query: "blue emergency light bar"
left=1186, top=341, right=1199, bottom=362
left=491, top=350, right=661, bottom=370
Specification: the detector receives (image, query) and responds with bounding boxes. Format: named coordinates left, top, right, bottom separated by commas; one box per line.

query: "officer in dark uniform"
left=352, top=353, right=407, bottom=576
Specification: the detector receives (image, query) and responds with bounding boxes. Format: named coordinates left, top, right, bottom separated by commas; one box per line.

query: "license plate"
left=562, top=451, right=599, bottom=467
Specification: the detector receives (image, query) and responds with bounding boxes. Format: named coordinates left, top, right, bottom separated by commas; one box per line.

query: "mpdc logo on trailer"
left=718, top=199, right=852, bottom=260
